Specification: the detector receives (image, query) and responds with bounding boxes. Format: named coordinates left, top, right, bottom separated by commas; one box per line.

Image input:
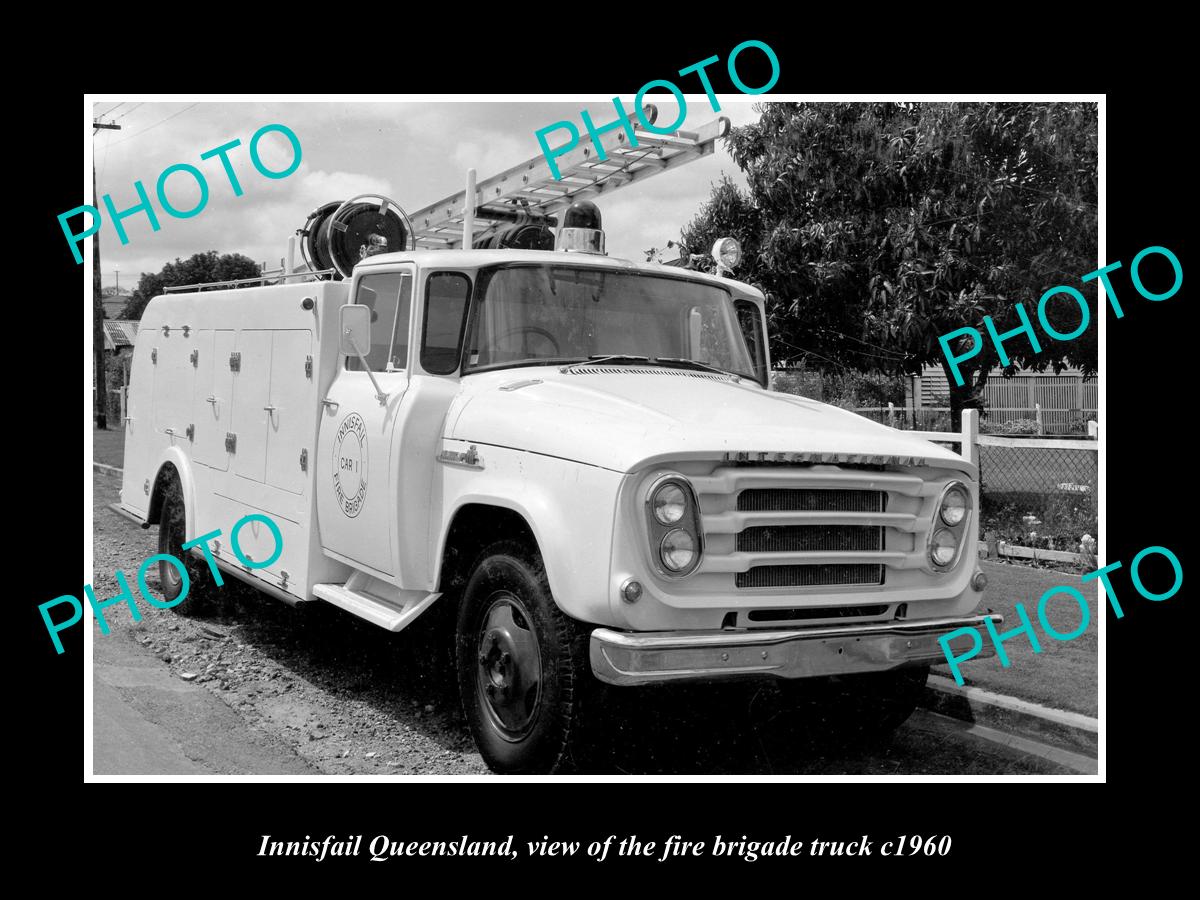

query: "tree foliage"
left=679, top=175, right=764, bottom=273
left=121, top=251, right=261, bottom=319
left=678, top=102, right=1098, bottom=420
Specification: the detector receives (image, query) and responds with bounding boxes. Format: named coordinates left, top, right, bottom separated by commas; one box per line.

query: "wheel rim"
left=160, top=498, right=185, bottom=595
left=475, top=591, right=542, bottom=742
left=162, top=558, right=182, bottom=591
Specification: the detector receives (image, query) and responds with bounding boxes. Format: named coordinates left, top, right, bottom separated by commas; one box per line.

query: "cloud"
left=91, top=99, right=768, bottom=286
left=452, top=132, right=528, bottom=181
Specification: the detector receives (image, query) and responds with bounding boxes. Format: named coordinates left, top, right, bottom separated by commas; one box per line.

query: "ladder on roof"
left=408, top=104, right=731, bottom=250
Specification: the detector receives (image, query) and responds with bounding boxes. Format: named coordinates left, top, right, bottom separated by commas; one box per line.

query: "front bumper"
left=589, top=614, right=1001, bottom=686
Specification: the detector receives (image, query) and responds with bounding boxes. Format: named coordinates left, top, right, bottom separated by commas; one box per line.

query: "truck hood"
left=446, top=367, right=972, bottom=474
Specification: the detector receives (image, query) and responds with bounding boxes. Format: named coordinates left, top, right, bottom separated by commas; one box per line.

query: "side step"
left=312, top=573, right=441, bottom=632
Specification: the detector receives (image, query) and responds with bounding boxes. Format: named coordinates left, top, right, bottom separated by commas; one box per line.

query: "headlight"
left=644, top=474, right=703, bottom=578
left=660, top=529, right=696, bottom=572
left=940, top=483, right=969, bottom=526
left=652, top=482, right=687, bottom=524
left=929, top=528, right=959, bottom=568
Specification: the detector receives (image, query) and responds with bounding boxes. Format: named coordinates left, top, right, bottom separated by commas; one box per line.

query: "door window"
left=421, top=272, right=471, bottom=374
left=348, top=272, right=413, bottom=372
left=734, top=299, right=768, bottom=385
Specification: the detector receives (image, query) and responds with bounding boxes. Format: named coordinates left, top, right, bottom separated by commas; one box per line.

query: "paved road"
left=94, top=627, right=316, bottom=775
left=91, top=471, right=1075, bottom=776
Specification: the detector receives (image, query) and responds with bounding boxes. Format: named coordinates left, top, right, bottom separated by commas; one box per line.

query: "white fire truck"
left=118, top=106, right=999, bottom=773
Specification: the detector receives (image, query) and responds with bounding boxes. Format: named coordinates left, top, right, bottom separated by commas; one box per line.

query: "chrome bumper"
left=589, top=614, right=1001, bottom=686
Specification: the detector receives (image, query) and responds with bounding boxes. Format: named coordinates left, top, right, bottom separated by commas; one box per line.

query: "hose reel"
left=299, top=193, right=414, bottom=279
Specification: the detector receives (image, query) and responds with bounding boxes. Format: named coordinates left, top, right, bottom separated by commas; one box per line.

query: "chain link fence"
left=850, top=409, right=1099, bottom=551
left=976, top=440, right=1097, bottom=553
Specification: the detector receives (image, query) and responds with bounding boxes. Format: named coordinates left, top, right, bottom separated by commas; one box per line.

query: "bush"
left=980, top=490, right=1097, bottom=551
left=772, top=366, right=906, bottom=407
left=101, top=352, right=131, bottom=422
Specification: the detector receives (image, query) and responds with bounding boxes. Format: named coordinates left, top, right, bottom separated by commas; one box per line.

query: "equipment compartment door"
left=193, top=329, right=236, bottom=471
left=231, top=329, right=272, bottom=484
left=265, top=329, right=314, bottom=495
left=152, top=328, right=195, bottom=438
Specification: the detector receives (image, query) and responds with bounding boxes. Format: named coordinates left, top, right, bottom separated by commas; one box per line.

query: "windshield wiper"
left=559, top=354, right=650, bottom=372
left=652, top=357, right=742, bottom=381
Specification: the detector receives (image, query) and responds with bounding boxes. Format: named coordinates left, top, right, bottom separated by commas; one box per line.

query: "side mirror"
left=340, top=304, right=371, bottom=357
left=339, top=303, right=388, bottom=406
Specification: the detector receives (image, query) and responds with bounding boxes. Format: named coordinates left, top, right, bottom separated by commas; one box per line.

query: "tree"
left=678, top=102, right=1098, bottom=426
left=679, top=175, right=764, bottom=278
left=122, top=251, right=262, bottom=319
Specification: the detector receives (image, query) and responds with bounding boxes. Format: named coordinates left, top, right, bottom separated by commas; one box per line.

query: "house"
left=102, top=320, right=138, bottom=354
left=101, top=289, right=133, bottom=319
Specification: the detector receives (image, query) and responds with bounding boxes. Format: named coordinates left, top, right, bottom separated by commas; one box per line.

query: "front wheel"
left=455, top=541, right=592, bottom=774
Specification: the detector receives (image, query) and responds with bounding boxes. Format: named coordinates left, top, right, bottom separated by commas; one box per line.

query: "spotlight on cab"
left=711, top=236, right=742, bottom=275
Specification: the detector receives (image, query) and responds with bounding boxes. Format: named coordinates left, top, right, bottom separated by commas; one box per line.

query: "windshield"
left=464, top=265, right=758, bottom=380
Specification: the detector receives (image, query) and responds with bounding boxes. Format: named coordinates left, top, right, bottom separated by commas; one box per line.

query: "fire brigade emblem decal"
left=332, top=413, right=368, bottom=518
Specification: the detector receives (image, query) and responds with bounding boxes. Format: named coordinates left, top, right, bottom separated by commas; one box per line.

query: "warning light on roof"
left=557, top=200, right=605, bottom=255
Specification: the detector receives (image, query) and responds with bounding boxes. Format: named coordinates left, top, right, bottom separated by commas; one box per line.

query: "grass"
left=933, top=559, right=1097, bottom=717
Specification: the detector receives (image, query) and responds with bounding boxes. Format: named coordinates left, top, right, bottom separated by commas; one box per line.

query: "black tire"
left=157, top=476, right=223, bottom=616
left=777, top=665, right=929, bottom=744
left=455, top=540, right=592, bottom=774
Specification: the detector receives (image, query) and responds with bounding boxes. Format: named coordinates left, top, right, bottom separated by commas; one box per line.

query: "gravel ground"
left=92, top=470, right=487, bottom=775
left=91, top=470, right=1074, bottom=775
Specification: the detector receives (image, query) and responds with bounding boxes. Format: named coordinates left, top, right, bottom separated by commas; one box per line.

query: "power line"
left=108, top=103, right=199, bottom=146
left=817, top=327, right=909, bottom=360
left=95, top=102, right=124, bottom=118
left=772, top=338, right=853, bottom=373
left=113, top=102, right=144, bottom=121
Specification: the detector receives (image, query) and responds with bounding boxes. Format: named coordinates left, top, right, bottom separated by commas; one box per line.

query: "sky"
left=89, top=99, right=763, bottom=291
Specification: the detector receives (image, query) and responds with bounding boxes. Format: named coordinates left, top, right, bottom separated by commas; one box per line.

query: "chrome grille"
left=732, top=488, right=886, bottom=588
left=736, top=524, right=882, bottom=553
left=737, top=564, right=884, bottom=588
left=737, top=488, right=885, bottom=512
left=689, top=465, right=936, bottom=593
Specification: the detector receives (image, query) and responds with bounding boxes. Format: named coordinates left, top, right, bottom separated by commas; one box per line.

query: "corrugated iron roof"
left=103, top=320, right=138, bottom=351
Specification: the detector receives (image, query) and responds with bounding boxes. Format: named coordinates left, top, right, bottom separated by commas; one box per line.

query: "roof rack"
left=409, top=104, right=731, bottom=250
left=163, top=268, right=335, bottom=293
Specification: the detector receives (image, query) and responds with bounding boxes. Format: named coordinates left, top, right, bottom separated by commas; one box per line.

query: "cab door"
left=315, top=266, right=415, bottom=578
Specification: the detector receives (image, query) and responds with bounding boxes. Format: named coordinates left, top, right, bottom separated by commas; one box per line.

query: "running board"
left=311, top=576, right=441, bottom=632
left=107, top=502, right=150, bottom=529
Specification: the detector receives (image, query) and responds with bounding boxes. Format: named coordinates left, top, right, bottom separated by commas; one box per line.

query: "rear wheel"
left=157, top=476, right=223, bottom=616
left=455, top=540, right=592, bottom=773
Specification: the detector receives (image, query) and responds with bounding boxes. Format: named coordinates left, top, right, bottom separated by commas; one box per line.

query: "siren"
left=556, top=200, right=605, bottom=254
left=299, top=194, right=412, bottom=280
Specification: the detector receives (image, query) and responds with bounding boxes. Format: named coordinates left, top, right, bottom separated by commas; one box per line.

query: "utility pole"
left=93, top=118, right=120, bottom=430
